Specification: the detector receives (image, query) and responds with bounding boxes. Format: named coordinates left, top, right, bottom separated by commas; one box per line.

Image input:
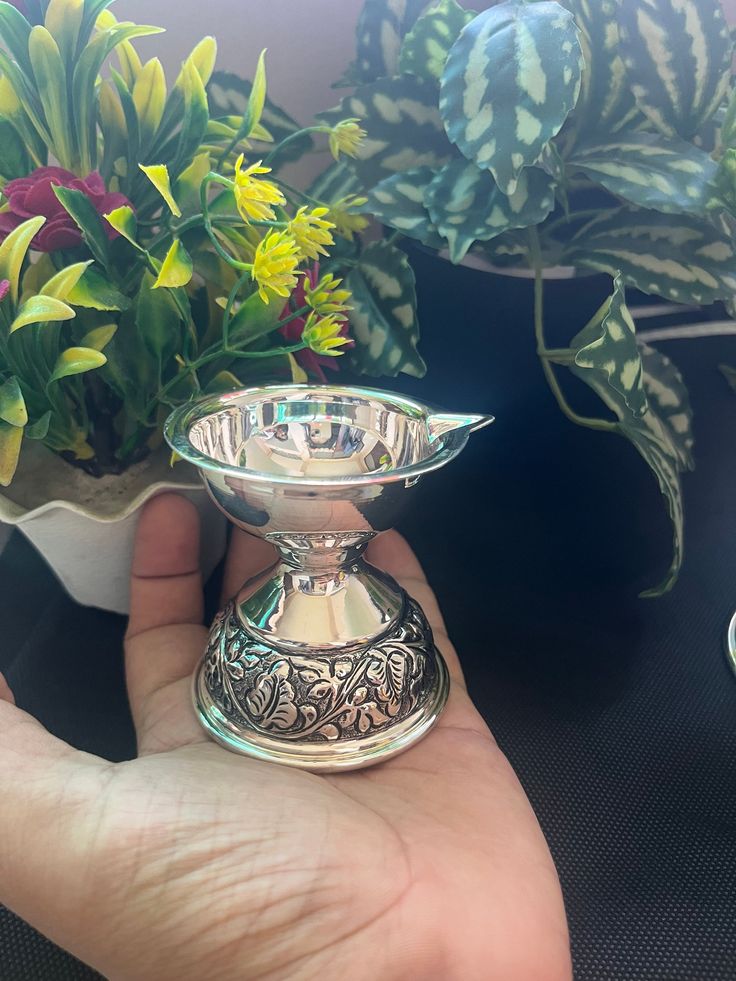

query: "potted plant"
left=312, top=0, right=736, bottom=597
left=0, top=0, right=400, bottom=612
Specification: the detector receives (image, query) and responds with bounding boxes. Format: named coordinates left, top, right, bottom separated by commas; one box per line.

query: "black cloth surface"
left=1, top=254, right=735, bottom=980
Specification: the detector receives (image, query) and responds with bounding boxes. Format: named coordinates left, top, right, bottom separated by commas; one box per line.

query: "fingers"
left=365, top=531, right=466, bottom=689
left=0, top=690, right=105, bottom=927
left=125, top=495, right=207, bottom=741
left=220, top=527, right=277, bottom=604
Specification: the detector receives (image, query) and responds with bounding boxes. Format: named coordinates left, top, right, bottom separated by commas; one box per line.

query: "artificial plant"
left=321, top=0, right=736, bottom=595
left=0, top=0, right=404, bottom=486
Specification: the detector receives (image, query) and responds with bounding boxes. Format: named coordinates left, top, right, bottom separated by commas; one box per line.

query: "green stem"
left=528, top=228, right=616, bottom=433
left=275, top=179, right=325, bottom=209
left=263, top=126, right=326, bottom=168
left=200, top=174, right=252, bottom=271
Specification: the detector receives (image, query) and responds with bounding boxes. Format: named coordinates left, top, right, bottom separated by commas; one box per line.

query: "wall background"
left=116, top=1, right=364, bottom=126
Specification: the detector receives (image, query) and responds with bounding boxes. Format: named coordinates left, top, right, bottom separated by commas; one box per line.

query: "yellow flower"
left=305, top=272, right=352, bottom=318
left=287, top=206, right=335, bottom=261
left=328, top=118, right=367, bottom=160
left=328, top=195, right=370, bottom=241
left=233, top=154, right=285, bottom=223
left=302, top=311, right=351, bottom=357
left=252, top=230, right=301, bottom=304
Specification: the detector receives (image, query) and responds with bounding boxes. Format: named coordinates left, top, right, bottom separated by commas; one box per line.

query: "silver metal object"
left=727, top=611, right=736, bottom=677
left=165, top=384, right=493, bottom=771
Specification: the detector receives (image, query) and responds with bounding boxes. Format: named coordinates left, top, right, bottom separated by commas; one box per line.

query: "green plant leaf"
left=52, top=185, right=110, bottom=268
left=721, top=364, right=736, bottom=393
left=0, top=215, right=45, bottom=304
left=239, top=48, right=267, bottom=141
left=344, top=240, right=425, bottom=378
left=563, top=272, right=647, bottom=417
left=0, top=119, right=30, bottom=181
left=0, top=376, right=27, bottom=427
left=139, top=164, right=182, bottom=218
left=66, top=266, right=131, bottom=311
left=0, top=419, right=23, bottom=485
left=9, top=294, right=75, bottom=333
left=565, top=284, right=693, bottom=596
left=152, top=239, right=193, bottom=289
left=320, top=74, right=451, bottom=190
left=170, top=59, right=209, bottom=179
left=617, top=0, right=733, bottom=139
left=103, top=205, right=141, bottom=250
left=352, top=0, right=430, bottom=84
left=563, top=0, right=640, bottom=139
left=136, top=269, right=182, bottom=362
left=133, top=57, right=166, bottom=148
left=207, top=70, right=312, bottom=163
left=48, top=346, right=107, bottom=383
left=567, top=207, right=736, bottom=304
left=424, top=159, right=556, bottom=263
left=440, top=2, right=584, bottom=195
left=399, top=0, right=475, bottom=84
left=80, top=323, right=117, bottom=351
left=39, top=261, right=93, bottom=301
left=25, top=409, right=51, bottom=440
left=28, top=26, right=73, bottom=169
left=570, top=132, right=722, bottom=217
left=226, top=289, right=284, bottom=346
left=364, top=166, right=444, bottom=247
left=0, top=2, right=34, bottom=78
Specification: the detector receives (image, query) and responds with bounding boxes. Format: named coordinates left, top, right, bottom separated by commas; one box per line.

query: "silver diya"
left=165, top=385, right=492, bottom=771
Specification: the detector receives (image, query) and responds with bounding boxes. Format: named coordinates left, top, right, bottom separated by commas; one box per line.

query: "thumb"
left=0, top=672, right=107, bottom=933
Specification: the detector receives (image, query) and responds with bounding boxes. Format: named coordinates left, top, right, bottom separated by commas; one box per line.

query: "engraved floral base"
left=201, top=595, right=439, bottom=743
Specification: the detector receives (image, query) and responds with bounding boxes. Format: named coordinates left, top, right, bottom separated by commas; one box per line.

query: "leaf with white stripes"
left=564, top=284, right=693, bottom=595
left=364, top=166, right=445, bottom=248
left=345, top=240, right=426, bottom=378
left=352, top=0, right=431, bottom=84
left=570, top=132, right=723, bottom=217
left=617, top=0, right=733, bottom=139
left=399, top=0, right=475, bottom=84
left=567, top=207, right=736, bottom=305
left=319, top=75, right=452, bottom=190
left=424, top=158, right=556, bottom=263
left=440, top=1, right=584, bottom=195
left=563, top=0, right=640, bottom=137
left=568, top=272, right=648, bottom=417
left=720, top=365, right=736, bottom=394
left=206, top=71, right=311, bottom=163
left=308, top=161, right=363, bottom=203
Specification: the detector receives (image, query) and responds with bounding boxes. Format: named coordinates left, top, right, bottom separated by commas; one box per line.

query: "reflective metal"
left=727, top=611, right=736, bottom=677
left=165, top=384, right=493, bottom=771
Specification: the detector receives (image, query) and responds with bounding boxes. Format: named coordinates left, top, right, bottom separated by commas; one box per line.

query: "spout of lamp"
left=427, top=412, right=495, bottom=442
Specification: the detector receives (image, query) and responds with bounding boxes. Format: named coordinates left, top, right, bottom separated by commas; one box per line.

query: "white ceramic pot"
left=0, top=443, right=227, bottom=614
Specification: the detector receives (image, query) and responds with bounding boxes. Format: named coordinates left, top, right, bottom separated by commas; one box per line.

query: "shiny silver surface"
left=727, top=610, right=736, bottom=677
left=164, top=384, right=493, bottom=770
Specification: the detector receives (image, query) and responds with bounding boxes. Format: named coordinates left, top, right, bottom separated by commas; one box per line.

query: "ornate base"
left=194, top=593, right=450, bottom=771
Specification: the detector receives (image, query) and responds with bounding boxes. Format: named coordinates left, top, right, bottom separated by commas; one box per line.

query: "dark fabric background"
left=1, top=254, right=735, bottom=980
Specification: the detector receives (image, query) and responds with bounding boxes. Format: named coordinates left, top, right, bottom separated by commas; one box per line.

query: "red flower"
left=0, top=167, right=131, bottom=253
left=279, top=265, right=352, bottom=381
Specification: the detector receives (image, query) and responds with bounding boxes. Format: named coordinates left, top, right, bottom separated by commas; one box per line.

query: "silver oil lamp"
left=165, top=385, right=493, bottom=771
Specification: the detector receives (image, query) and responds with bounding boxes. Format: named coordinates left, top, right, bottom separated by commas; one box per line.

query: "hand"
left=0, top=495, right=570, bottom=981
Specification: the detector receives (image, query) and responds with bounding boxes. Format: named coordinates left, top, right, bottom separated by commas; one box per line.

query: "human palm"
left=0, top=496, right=570, bottom=981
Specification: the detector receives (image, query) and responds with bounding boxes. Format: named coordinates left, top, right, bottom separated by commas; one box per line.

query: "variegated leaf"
left=568, top=272, right=647, bottom=417
left=206, top=71, right=311, bottom=163
left=424, top=158, right=556, bottom=263
left=721, top=365, right=736, bottom=394
left=364, top=166, right=445, bottom=248
left=345, top=240, right=426, bottom=377
left=308, top=160, right=363, bottom=203
left=570, top=132, right=722, bottom=217
left=440, top=2, right=584, bottom=195
left=565, top=289, right=693, bottom=596
left=399, top=0, right=475, bottom=84
left=638, top=342, right=694, bottom=471
left=563, top=0, right=640, bottom=138
left=617, top=0, right=733, bottom=139
left=353, top=0, right=431, bottom=84
left=319, top=75, right=451, bottom=190
left=567, top=207, right=736, bottom=305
